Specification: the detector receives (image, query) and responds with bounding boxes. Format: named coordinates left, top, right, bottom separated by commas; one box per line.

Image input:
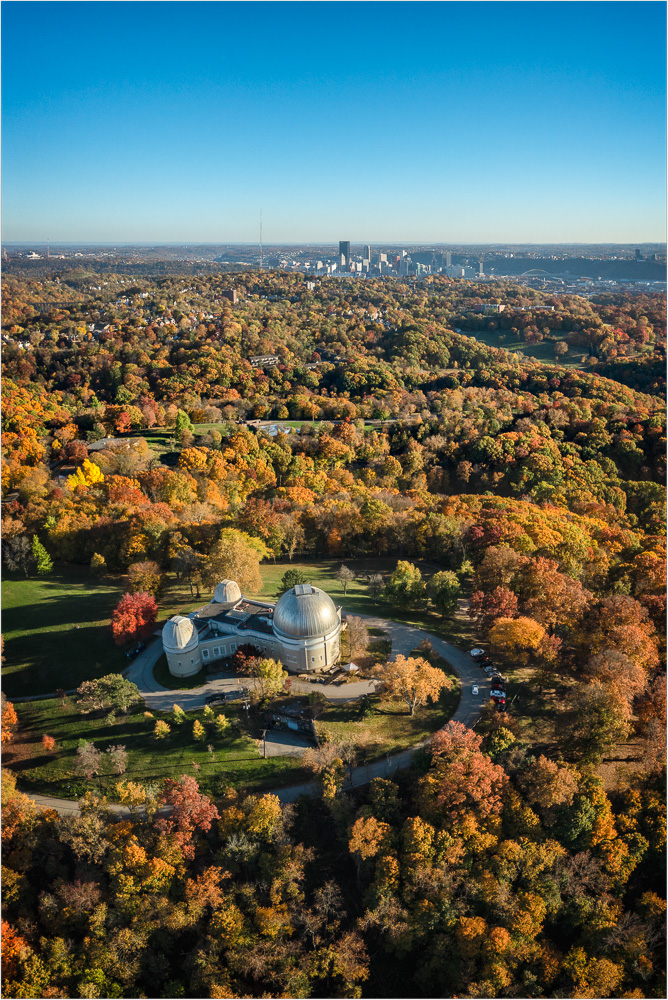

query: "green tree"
left=31, top=536, right=53, bottom=576
left=279, top=568, right=308, bottom=594
left=428, top=570, right=461, bottom=618
left=384, top=561, right=426, bottom=608
left=174, top=409, right=193, bottom=436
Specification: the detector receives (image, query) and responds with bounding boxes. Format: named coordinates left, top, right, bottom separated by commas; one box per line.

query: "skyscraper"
left=444, top=251, right=452, bottom=267
left=339, top=241, right=351, bottom=264
left=363, top=245, right=371, bottom=260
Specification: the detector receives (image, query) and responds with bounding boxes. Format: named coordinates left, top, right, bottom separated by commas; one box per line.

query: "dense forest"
left=1, top=270, right=665, bottom=998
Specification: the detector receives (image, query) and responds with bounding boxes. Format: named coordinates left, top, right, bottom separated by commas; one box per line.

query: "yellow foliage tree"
left=376, top=655, right=451, bottom=716
left=67, top=458, right=104, bottom=491
left=489, top=616, right=546, bottom=664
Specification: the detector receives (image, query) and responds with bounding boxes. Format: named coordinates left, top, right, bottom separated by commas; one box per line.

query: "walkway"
left=22, top=612, right=492, bottom=815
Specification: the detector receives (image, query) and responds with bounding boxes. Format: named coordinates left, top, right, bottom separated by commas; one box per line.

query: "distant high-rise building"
left=445, top=251, right=452, bottom=267
left=379, top=252, right=388, bottom=264
left=363, top=245, right=371, bottom=260
left=634, top=248, right=643, bottom=261
left=339, top=241, right=351, bottom=264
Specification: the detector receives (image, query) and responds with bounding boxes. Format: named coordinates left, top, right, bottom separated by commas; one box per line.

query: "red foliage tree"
left=111, top=591, right=157, bottom=646
left=419, top=721, right=508, bottom=825
left=468, top=586, right=519, bottom=631
left=156, top=776, right=220, bottom=859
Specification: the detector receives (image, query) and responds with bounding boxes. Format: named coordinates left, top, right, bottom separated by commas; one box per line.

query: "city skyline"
left=2, top=1, right=666, bottom=243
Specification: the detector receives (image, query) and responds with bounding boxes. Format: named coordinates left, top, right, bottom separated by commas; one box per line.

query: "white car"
left=470, top=648, right=485, bottom=659
left=472, top=685, right=479, bottom=696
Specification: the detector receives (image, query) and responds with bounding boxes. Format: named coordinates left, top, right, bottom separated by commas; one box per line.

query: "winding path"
left=23, top=613, right=492, bottom=815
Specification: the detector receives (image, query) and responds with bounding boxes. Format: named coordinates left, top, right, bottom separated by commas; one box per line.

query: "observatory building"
left=162, top=580, right=344, bottom=678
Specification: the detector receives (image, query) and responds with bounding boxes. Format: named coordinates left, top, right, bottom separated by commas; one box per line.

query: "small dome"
left=162, top=615, right=198, bottom=652
left=273, top=584, right=340, bottom=639
left=213, top=579, right=242, bottom=607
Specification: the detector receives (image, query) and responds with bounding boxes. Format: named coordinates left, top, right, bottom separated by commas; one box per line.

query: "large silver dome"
left=273, top=584, right=340, bottom=639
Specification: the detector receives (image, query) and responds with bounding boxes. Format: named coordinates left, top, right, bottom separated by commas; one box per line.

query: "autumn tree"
left=344, top=615, right=369, bottom=660
left=469, top=586, right=519, bottom=631
left=418, top=721, right=508, bottom=825
left=336, top=564, right=355, bottom=596
left=76, top=741, right=103, bottom=780
left=1, top=693, right=18, bottom=743
left=376, top=655, right=451, bottom=716
left=111, top=591, right=157, bottom=645
left=3, top=536, right=33, bottom=577
left=248, top=658, right=288, bottom=704
left=127, top=560, right=163, bottom=596
left=200, top=529, right=269, bottom=593
left=156, top=776, right=220, bottom=859
left=106, top=744, right=128, bottom=775
left=490, top=615, right=546, bottom=665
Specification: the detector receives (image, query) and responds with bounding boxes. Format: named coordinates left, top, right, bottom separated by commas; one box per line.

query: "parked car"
left=472, top=685, right=479, bottom=696
left=491, top=675, right=506, bottom=685
left=479, top=657, right=493, bottom=668
left=470, top=648, right=486, bottom=660
left=125, top=642, right=146, bottom=660
left=484, top=665, right=494, bottom=676
left=496, top=702, right=507, bottom=713
left=205, top=693, right=227, bottom=706
left=490, top=688, right=506, bottom=700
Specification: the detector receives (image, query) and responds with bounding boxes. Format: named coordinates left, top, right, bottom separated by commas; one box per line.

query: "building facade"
left=162, top=580, right=344, bottom=678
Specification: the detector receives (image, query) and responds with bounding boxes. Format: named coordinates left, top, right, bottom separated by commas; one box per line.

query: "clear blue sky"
left=2, top=1, right=665, bottom=243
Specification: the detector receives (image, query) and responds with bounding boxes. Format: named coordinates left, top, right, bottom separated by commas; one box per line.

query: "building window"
left=202, top=649, right=210, bottom=659
left=213, top=647, right=220, bottom=657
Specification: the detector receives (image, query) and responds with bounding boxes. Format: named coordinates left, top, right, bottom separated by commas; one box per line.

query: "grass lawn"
left=10, top=697, right=309, bottom=801
left=2, top=567, right=129, bottom=699
left=248, top=557, right=477, bottom=645
left=1, top=566, right=226, bottom=700
left=459, top=328, right=587, bottom=368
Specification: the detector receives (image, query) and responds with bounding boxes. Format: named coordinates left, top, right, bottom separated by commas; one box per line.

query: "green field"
left=249, top=557, right=478, bottom=650
left=459, top=328, right=588, bottom=368
left=2, top=567, right=129, bottom=699
left=10, top=697, right=308, bottom=801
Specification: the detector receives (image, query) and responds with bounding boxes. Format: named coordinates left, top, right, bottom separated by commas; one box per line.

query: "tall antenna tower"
left=259, top=209, right=263, bottom=272
left=47, top=238, right=50, bottom=259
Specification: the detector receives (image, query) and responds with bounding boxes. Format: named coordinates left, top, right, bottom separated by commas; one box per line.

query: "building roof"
left=273, top=584, right=340, bottom=639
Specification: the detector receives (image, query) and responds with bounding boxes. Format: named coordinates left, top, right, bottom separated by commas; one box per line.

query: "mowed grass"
left=2, top=567, right=129, bottom=699
left=249, top=557, right=478, bottom=650
left=459, top=328, right=588, bottom=368
left=2, top=566, right=220, bottom=699
left=10, top=697, right=309, bottom=801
